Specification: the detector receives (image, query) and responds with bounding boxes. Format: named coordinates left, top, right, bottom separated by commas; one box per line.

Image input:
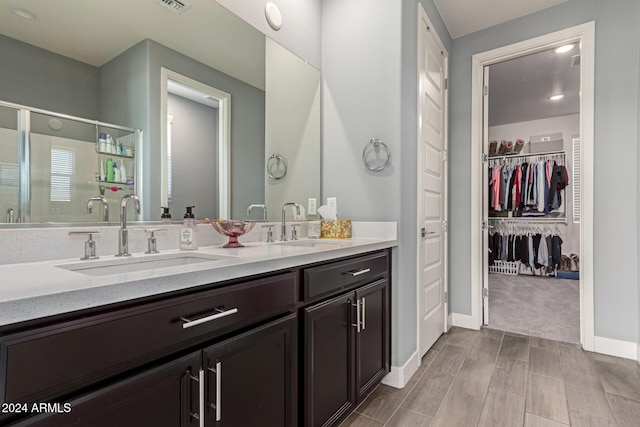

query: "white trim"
left=451, top=313, right=478, bottom=330
left=160, top=68, right=232, bottom=219
left=594, top=336, right=638, bottom=361
left=381, top=351, right=420, bottom=389
left=470, top=22, right=595, bottom=350
left=637, top=343, right=640, bottom=364
left=447, top=313, right=453, bottom=331
left=416, top=2, right=450, bottom=359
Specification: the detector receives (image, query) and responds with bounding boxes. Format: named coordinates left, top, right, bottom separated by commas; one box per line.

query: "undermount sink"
left=275, top=239, right=351, bottom=248
left=57, top=253, right=228, bottom=276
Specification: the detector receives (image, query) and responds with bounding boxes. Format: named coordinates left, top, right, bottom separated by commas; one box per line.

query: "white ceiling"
left=433, top=0, right=570, bottom=39
left=0, top=0, right=266, bottom=89
left=488, top=45, right=580, bottom=126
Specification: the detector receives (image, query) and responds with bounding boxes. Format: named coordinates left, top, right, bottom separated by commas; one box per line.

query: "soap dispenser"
left=161, top=207, right=172, bottom=224
left=180, top=206, right=198, bottom=250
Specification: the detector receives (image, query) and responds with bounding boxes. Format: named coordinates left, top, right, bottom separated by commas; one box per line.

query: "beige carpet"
left=487, top=273, right=580, bottom=344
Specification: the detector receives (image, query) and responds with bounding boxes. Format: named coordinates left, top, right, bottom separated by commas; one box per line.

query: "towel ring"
left=362, top=138, right=391, bottom=171
left=267, top=154, right=287, bottom=180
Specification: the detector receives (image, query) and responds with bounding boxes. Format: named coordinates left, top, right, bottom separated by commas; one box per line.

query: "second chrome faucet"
left=116, top=194, right=141, bottom=256
left=280, top=202, right=301, bottom=241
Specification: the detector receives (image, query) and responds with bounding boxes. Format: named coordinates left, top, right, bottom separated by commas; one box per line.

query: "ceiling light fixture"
left=555, top=44, right=574, bottom=54
left=549, top=94, right=564, bottom=101
left=11, top=7, right=36, bottom=20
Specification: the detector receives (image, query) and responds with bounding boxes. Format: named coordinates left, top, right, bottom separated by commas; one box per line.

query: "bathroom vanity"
left=0, top=236, right=394, bottom=427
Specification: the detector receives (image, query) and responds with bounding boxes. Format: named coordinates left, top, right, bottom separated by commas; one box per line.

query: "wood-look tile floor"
left=340, top=327, right=640, bottom=427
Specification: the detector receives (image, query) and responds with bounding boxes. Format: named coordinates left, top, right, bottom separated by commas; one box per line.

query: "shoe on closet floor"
left=560, top=255, right=571, bottom=271
left=570, top=254, right=580, bottom=272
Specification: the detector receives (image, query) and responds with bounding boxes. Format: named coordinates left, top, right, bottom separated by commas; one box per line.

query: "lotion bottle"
left=180, top=206, right=198, bottom=250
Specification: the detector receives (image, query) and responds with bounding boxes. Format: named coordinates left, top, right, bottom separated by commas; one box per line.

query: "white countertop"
left=0, top=235, right=396, bottom=326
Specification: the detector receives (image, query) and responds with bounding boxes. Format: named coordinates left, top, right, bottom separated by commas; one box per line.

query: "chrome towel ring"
left=267, top=154, right=287, bottom=180
left=362, top=138, right=391, bottom=171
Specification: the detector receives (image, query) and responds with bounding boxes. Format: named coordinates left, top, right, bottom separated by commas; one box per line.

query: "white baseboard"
left=451, top=313, right=479, bottom=330
left=447, top=313, right=453, bottom=331
left=382, top=350, right=420, bottom=389
left=593, top=336, right=637, bottom=360
left=637, top=343, right=640, bottom=364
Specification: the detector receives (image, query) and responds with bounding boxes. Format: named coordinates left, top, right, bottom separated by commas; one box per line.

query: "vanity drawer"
left=303, top=251, right=388, bottom=302
left=0, top=272, right=297, bottom=405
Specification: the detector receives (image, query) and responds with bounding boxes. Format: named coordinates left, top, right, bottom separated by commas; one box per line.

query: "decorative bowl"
left=211, top=220, right=256, bottom=248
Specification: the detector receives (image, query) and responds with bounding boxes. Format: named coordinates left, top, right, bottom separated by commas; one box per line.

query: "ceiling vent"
left=154, top=0, right=190, bottom=14
left=570, top=54, right=581, bottom=69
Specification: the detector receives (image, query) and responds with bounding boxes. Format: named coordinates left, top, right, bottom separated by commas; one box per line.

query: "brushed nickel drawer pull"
left=344, top=268, right=371, bottom=277
left=361, top=297, right=366, bottom=330
left=181, top=308, right=239, bottom=329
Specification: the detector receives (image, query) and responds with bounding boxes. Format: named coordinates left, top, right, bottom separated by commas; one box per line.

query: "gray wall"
left=99, top=40, right=265, bottom=220
left=216, top=0, right=322, bottom=69
left=0, top=35, right=99, bottom=119
left=167, top=94, right=218, bottom=219
left=322, top=0, right=451, bottom=366
left=449, top=0, right=640, bottom=343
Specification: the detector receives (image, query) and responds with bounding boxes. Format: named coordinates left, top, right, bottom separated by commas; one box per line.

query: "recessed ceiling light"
left=555, top=44, right=574, bottom=54
left=11, top=7, right=36, bottom=20
left=549, top=94, right=564, bottom=101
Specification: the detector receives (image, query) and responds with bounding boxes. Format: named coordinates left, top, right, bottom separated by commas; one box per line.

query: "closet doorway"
left=469, top=23, right=595, bottom=350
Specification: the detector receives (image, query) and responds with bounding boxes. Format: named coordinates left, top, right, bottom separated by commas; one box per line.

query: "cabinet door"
left=202, top=314, right=297, bottom=427
left=355, top=278, right=390, bottom=402
left=304, top=292, right=356, bottom=427
left=11, top=351, right=202, bottom=427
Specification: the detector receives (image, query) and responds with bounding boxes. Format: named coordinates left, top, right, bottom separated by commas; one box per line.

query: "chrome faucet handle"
left=144, top=228, right=166, bottom=254
left=69, top=231, right=100, bottom=260
left=290, top=223, right=300, bottom=241
left=261, top=224, right=274, bottom=243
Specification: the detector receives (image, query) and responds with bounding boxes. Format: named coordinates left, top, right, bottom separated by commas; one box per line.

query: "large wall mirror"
left=0, top=0, right=320, bottom=225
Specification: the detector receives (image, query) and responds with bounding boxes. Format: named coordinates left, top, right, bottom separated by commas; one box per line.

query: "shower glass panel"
left=0, top=105, right=19, bottom=223
left=29, top=112, right=98, bottom=223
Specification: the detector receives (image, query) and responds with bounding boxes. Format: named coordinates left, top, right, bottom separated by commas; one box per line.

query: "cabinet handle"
left=361, top=297, right=366, bottom=330
left=351, top=300, right=361, bottom=333
left=344, top=268, right=371, bottom=277
left=209, top=361, right=222, bottom=421
left=188, top=369, right=205, bottom=427
left=181, top=307, right=238, bottom=329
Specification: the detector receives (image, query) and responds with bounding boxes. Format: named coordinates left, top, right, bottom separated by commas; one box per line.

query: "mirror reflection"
left=0, top=0, right=320, bottom=224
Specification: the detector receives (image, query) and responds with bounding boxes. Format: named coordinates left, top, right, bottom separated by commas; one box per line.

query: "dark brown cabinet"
left=12, top=351, right=202, bottom=427
left=1, top=249, right=391, bottom=427
left=303, top=251, right=390, bottom=427
left=203, top=314, right=297, bottom=427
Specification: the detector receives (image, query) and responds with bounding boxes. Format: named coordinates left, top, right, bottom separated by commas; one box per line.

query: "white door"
left=418, top=6, right=448, bottom=357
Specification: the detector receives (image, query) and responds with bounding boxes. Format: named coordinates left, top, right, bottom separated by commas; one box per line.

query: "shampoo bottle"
left=180, top=206, right=198, bottom=250
left=106, top=158, right=114, bottom=182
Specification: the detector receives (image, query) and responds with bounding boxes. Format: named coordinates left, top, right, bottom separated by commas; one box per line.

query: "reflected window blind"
left=0, top=162, right=18, bottom=203
left=50, top=147, right=76, bottom=202
left=572, top=137, right=580, bottom=223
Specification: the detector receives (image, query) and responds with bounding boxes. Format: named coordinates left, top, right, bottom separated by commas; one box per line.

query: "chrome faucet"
left=281, top=202, right=301, bottom=241
left=6, top=208, right=14, bottom=224
left=116, top=194, right=141, bottom=257
left=87, top=196, right=109, bottom=222
left=247, top=204, right=267, bottom=221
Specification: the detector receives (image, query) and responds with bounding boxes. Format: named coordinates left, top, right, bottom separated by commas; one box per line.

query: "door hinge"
left=444, top=78, right=448, bottom=90
left=482, top=288, right=488, bottom=299
left=442, top=220, right=448, bottom=232
left=442, top=149, right=448, bottom=162
left=482, top=153, right=488, bottom=164
left=483, top=85, right=488, bottom=96
left=481, top=220, right=489, bottom=231
left=443, top=291, right=448, bottom=304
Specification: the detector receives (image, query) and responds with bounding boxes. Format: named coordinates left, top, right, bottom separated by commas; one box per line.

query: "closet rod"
left=488, top=149, right=565, bottom=161
left=488, top=217, right=567, bottom=225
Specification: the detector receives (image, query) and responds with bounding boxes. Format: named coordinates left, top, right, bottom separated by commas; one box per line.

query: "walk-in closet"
left=483, top=45, right=581, bottom=343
